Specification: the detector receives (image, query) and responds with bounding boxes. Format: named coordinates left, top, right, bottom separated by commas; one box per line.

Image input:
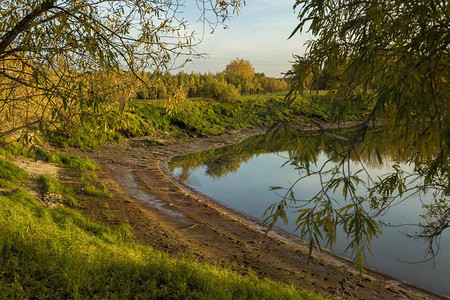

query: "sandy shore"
left=76, top=128, right=446, bottom=299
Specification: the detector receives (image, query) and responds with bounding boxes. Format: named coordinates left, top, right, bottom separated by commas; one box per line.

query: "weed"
left=63, top=196, right=80, bottom=208
left=37, top=174, right=69, bottom=194
left=80, top=172, right=98, bottom=181
left=0, top=157, right=27, bottom=182
left=83, top=183, right=112, bottom=198
left=47, top=152, right=99, bottom=171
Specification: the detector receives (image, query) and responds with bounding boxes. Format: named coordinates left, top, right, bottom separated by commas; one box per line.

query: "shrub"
left=202, top=78, right=240, bottom=102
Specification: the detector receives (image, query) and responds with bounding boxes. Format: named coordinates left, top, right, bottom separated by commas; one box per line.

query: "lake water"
left=168, top=133, right=450, bottom=296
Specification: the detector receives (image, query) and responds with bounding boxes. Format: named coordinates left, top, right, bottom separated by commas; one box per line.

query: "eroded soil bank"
left=74, top=128, right=446, bottom=299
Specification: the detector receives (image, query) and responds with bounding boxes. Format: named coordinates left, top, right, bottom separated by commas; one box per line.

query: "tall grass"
left=47, top=151, right=99, bottom=171
left=48, top=92, right=340, bottom=148
left=0, top=142, right=98, bottom=171
left=0, top=157, right=28, bottom=182
left=37, top=174, right=69, bottom=194
left=0, top=157, right=27, bottom=188
left=0, top=161, right=326, bottom=299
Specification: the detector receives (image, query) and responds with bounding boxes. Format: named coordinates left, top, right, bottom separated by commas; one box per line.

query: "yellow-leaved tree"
left=224, top=58, right=256, bottom=94
left=224, top=58, right=255, bottom=78
left=0, top=0, right=245, bottom=140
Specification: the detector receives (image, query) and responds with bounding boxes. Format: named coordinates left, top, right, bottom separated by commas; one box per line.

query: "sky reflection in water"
left=169, top=134, right=450, bottom=296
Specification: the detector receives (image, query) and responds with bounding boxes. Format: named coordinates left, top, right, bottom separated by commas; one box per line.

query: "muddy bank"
left=78, top=129, right=446, bottom=299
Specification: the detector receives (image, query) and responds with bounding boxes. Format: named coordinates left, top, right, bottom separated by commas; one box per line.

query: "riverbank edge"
left=154, top=126, right=448, bottom=299
left=77, top=123, right=448, bottom=299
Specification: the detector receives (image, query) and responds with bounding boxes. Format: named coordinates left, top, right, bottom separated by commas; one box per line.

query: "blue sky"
left=179, top=1, right=309, bottom=77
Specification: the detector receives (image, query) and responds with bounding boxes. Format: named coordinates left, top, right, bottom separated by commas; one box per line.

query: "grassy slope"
left=0, top=154, right=327, bottom=299
left=0, top=92, right=347, bottom=298
left=50, top=92, right=341, bottom=149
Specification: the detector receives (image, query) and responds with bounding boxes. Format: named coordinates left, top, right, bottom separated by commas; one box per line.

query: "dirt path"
left=77, top=129, right=446, bottom=299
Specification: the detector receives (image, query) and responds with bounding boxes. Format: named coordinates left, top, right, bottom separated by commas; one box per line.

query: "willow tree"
left=0, top=0, right=244, bottom=139
left=267, top=0, right=449, bottom=269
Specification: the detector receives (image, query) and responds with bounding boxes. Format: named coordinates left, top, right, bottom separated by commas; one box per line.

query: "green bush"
left=0, top=141, right=31, bottom=157
left=202, top=78, right=240, bottom=102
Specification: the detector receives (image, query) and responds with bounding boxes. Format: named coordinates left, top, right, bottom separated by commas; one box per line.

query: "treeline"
left=0, top=57, right=289, bottom=140
left=134, top=62, right=288, bottom=102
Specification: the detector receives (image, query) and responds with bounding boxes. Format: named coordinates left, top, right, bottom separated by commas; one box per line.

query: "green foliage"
left=284, top=0, right=449, bottom=267
left=0, top=181, right=323, bottom=299
left=79, top=169, right=111, bottom=198
left=256, top=74, right=289, bottom=94
left=133, top=69, right=288, bottom=101
left=225, top=58, right=255, bottom=78
left=80, top=172, right=98, bottom=181
left=0, top=157, right=27, bottom=188
left=48, top=114, right=123, bottom=149
left=289, top=0, right=449, bottom=190
left=49, top=92, right=336, bottom=147
left=83, top=183, right=112, bottom=198
left=0, top=157, right=27, bottom=183
left=28, top=147, right=99, bottom=170
left=47, top=152, right=99, bottom=171
left=129, top=103, right=172, bottom=132
left=115, top=112, right=156, bottom=137
left=63, top=195, right=80, bottom=208
left=0, top=141, right=99, bottom=171
left=0, top=0, right=244, bottom=140
left=0, top=141, right=32, bottom=157
left=202, top=78, right=241, bottom=102
left=37, top=174, right=68, bottom=195
left=223, top=58, right=257, bottom=94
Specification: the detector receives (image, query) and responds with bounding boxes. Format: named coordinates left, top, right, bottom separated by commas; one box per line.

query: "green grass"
left=47, top=152, right=99, bottom=171
left=0, top=157, right=28, bottom=183
left=47, top=92, right=345, bottom=148
left=0, top=141, right=32, bottom=157
left=0, top=161, right=326, bottom=299
left=80, top=172, right=98, bottom=181
left=83, top=183, right=112, bottom=198
left=63, top=195, right=80, bottom=208
left=129, top=92, right=330, bottom=137
left=37, top=174, right=69, bottom=195
left=0, top=141, right=98, bottom=171
left=80, top=173, right=112, bottom=198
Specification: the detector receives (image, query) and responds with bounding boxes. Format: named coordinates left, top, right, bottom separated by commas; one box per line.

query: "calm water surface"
left=168, top=134, right=450, bottom=296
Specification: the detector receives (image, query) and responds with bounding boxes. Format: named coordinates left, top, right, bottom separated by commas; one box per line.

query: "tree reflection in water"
left=169, top=126, right=448, bottom=271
